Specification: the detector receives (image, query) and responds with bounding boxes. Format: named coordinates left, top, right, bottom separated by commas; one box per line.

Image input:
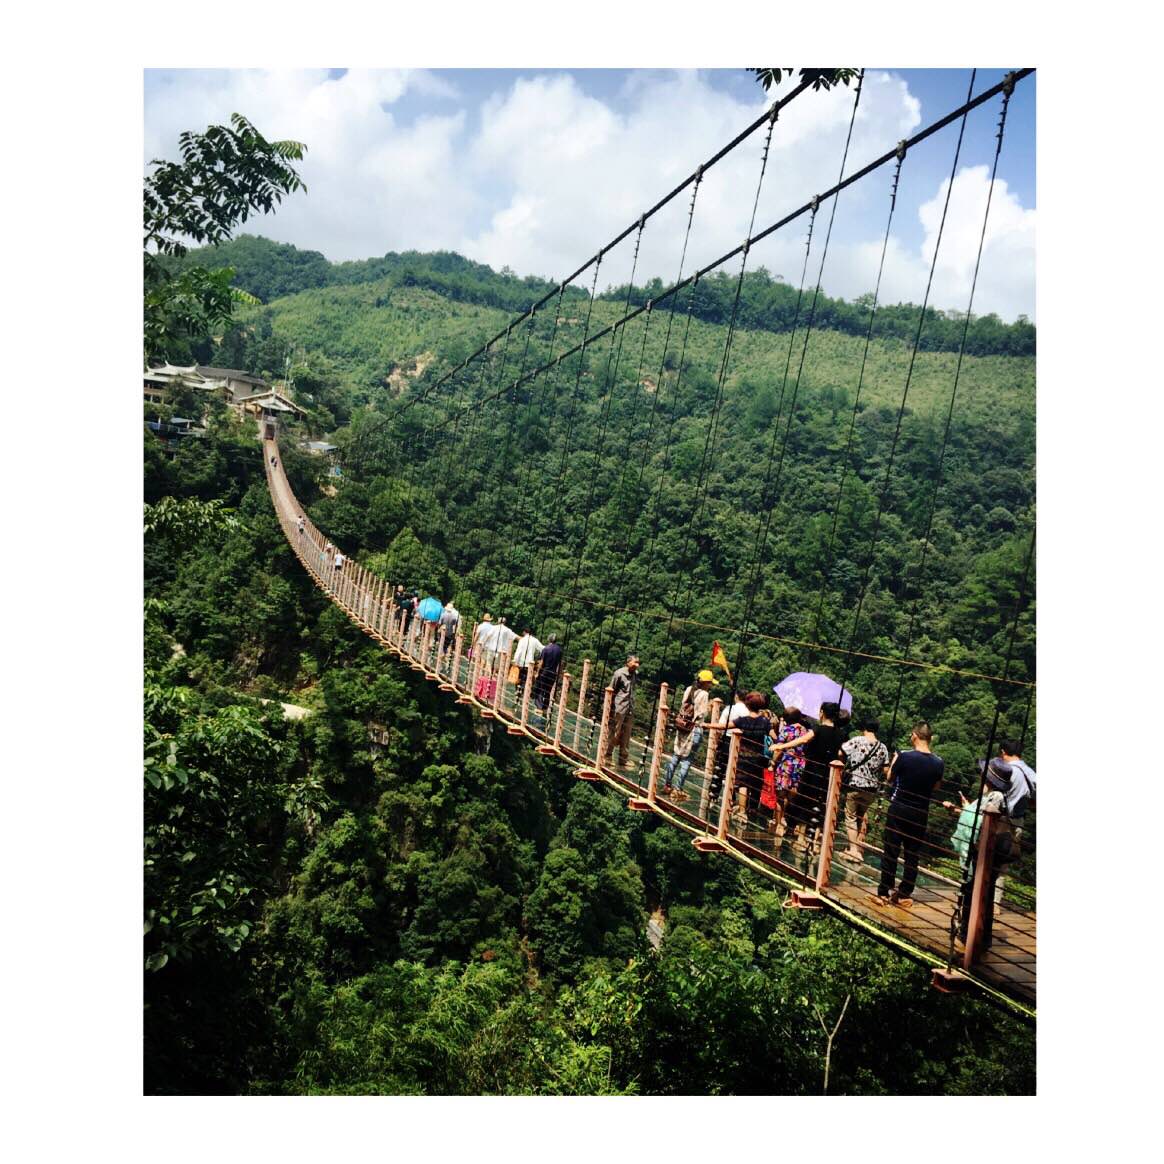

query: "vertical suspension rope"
left=885, top=72, right=1019, bottom=747
left=646, top=106, right=782, bottom=717
left=532, top=253, right=605, bottom=626
left=728, top=71, right=865, bottom=684
left=603, top=171, right=705, bottom=668
left=834, top=69, right=979, bottom=709
left=803, top=156, right=906, bottom=672
left=558, top=217, right=650, bottom=649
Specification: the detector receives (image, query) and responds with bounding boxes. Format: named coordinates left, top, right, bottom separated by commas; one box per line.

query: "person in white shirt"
left=475, top=614, right=499, bottom=672
left=512, top=627, right=544, bottom=689
left=493, top=617, right=518, bottom=666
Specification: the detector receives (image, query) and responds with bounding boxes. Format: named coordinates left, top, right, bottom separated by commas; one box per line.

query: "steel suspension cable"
left=531, top=254, right=605, bottom=628
left=558, top=218, right=651, bottom=649
left=602, top=173, right=706, bottom=663
left=885, top=73, right=1019, bottom=748
left=647, top=105, right=782, bottom=706
left=834, top=68, right=980, bottom=709
left=359, top=79, right=819, bottom=442
left=425, top=71, right=1032, bottom=441
left=803, top=149, right=906, bottom=671
left=501, top=290, right=573, bottom=609
left=728, top=71, right=865, bottom=685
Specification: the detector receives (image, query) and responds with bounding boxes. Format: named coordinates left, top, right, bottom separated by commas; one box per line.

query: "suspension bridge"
left=261, top=68, right=1036, bottom=1018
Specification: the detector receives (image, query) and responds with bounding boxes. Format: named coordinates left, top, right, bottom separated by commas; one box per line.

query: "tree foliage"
left=143, top=114, right=306, bottom=363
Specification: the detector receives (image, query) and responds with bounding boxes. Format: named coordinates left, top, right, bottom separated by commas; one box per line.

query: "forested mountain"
left=181, top=233, right=1035, bottom=356
left=146, top=234, right=1035, bottom=1094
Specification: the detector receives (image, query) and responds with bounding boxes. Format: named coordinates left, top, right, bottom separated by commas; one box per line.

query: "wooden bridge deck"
left=264, top=438, right=1035, bottom=1015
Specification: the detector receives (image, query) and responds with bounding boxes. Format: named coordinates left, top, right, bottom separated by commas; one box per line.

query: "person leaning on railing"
left=661, top=669, right=713, bottom=800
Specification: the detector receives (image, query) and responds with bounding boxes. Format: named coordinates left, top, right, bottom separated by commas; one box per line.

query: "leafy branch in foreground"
left=143, top=113, right=306, bottom=363
left=749, top=68, right=859, bottom=92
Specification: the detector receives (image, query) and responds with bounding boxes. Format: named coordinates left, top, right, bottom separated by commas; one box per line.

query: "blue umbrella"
left=417, top=596, right=443, bottom=622
left=773, top=672, right=853, bottom=721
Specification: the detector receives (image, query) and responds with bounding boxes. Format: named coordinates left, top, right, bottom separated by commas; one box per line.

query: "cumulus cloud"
left=144, top=69, right=1034, bottom=319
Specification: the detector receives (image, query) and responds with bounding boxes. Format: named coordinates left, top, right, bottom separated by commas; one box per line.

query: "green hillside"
left=199, top=239, right=1034, bottom=784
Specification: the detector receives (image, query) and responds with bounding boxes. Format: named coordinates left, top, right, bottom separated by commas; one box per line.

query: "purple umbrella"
left=773, top=672, right=853, bottom=721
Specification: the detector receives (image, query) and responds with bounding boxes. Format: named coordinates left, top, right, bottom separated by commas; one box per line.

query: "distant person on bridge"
left=533, top=633, right=562, bottom=714
left=839, top=718, right=890, bottom=864
left=600, top=655, right=640, bottom=771
left=394, top=584, right=414, bottom=636
left=494, top=617, right=518, bottom=664
left=780, top=701, right=843, bottom=855
left=333, top=549, right=345, bottom=573
left=438, top=600, right=460, bottom=655
left=474, top=613, right=498, bottom=671
left=662, top=670, right=714, bottom=800
left=512, top=627, right=544, bottom=690
left=296, top=514, right=305, bottom=537
left=872, top=722, right=944, bottom=909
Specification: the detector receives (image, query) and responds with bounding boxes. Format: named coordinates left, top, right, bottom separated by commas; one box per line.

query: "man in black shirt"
left=873, top=721, right=944, bottom=908
left=533, top=633, right=563, bottom=712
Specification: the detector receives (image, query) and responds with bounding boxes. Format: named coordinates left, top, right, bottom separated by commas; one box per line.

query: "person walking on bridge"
left=474, top=613, right=498, bottom=672
left=873, top=722, right=944, bottom=909
left=512, top=626, right=544, bottom=691
left=662, top=670, right=713, bottom=800
left=438, top=600, right=460, bottom=656
left=600, top=655, right=640, bottom=772
left=533, top=633, right=562, bottom=713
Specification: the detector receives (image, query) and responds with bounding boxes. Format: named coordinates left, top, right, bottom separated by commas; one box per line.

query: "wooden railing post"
left=451, top=629, right=464, bottom=689
left=717, top=729, right=742, bottom=842
left=814, top=760, right=846, bottom=893
left=492, top=647, right=511, bottom=715
left=520, top=656, right=535, bottom=727
left=572, top=659, right=592, bottom=752
left=580, top=685, right=614, bottom=779
left=554, top=673, right=571, bottom=749
left=630, top=682, right=669, bottom=811
left=468, top=623, right=481, bottom=694
left=700, top=697, right=724, bottom=819
left=695, top=727, right=739, bottom=852
left=963, top=812, right=1000, bottom=969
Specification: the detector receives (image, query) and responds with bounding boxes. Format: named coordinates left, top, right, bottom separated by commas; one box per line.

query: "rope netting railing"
left=262, top=437, right=1034, bottom=1016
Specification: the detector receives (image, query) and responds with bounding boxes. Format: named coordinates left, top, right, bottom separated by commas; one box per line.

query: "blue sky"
left=144, top=68, right=1035, bottom=319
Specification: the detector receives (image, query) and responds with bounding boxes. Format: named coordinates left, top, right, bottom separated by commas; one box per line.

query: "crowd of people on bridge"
left=345, top=561, right=1036, bottom=931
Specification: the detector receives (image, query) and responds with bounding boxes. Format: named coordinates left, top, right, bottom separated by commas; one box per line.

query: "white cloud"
left=144, top=69, right=1034, bottom=319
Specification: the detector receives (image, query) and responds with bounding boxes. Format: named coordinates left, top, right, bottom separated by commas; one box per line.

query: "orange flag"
left=710, top=641, right=733, bottom=683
